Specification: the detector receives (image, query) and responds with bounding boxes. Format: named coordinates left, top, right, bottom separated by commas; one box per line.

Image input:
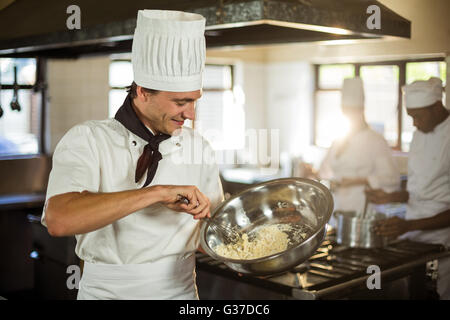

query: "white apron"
left=77, top=254, right=198, bottom=300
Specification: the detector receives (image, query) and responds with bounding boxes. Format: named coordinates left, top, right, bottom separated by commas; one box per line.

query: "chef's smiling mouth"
left=172, top=119, right=184, bottom=125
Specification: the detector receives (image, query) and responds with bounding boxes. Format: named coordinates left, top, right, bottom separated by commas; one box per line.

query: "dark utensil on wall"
left=10, top=65, right=21, bottom=112
left=0, top=62, right=3, bottom=118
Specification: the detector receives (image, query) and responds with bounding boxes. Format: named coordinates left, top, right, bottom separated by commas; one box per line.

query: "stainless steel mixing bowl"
left=200, top=178, right=334, bottom=275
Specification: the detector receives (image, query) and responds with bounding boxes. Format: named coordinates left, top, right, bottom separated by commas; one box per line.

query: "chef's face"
left=135, top=87, right=201, bottom=135
left=406, top=104, right=436, bottom=133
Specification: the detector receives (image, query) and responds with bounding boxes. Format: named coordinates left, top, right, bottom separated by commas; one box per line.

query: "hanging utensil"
left=10, top=65, right=21, bottom=112
left=0, top=60, right=3, bottom=118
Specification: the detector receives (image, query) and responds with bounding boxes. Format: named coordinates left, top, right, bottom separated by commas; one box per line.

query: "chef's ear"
left=136, top=85, right=149, bottom=102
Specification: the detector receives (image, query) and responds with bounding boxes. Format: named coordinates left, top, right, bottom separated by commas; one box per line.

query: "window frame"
left=196, top=63, right=234, bottom=132
left=201, top=63, right=234, bottom=91
left=313, top=57, right=445, bottom=150
left=0, top=57, right=47, bottom=159
left=108, top=58, right=132, bottom=92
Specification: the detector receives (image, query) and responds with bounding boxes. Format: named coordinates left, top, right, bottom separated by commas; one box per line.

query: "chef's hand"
left=339, top=177, right=368, bottom=188
left=373, top=216, right=410, bottom=238
left=365, top=188, right=392, bottom=204
left=156, top=185, right=211, bottom=219
left=301, top=163, right=318, bottom=180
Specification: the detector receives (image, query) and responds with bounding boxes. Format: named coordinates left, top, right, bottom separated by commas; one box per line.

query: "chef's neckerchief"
left=114, top=93, right=170, bottom=188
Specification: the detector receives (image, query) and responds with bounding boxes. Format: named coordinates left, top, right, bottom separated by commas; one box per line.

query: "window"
left=108, top=60, right=245, bottom=150
left=315, top=64, right=355, bottom=148
left=195, top=64, right=245, bottom=150
left=108, top=60, right=133, bottom=117
left=314, top=58, right=446, bottom=151
left=360, top=65, right=399, bottom=147
left=0, top=58, right=40, bottom=157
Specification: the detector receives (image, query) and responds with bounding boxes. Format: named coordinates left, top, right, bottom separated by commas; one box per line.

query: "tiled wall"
left=47, top=56, right=110, bottom=153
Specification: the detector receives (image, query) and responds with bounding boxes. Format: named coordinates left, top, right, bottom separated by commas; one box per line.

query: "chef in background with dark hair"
left=366, top=77, right=450, bottom=300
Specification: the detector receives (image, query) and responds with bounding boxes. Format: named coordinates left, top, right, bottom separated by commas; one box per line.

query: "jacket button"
left=132, top=141, right=137, bottom=146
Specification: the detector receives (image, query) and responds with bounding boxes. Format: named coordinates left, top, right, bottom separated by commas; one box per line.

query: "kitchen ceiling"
left=0, top=0, right=411, bottom=58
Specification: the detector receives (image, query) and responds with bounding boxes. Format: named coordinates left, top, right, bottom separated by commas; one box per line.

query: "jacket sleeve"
left=42, top=123, right=100, bottom=226
left=367, top=138, right=400, bottom=192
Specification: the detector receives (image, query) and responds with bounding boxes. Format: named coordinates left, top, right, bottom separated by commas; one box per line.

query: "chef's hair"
left=127, top=81, right=159, bottom=98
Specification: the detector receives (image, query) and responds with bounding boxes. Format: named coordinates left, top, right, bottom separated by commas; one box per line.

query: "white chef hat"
left=402, top=77, right=443, bottom=109
left=132, top=10, right=206, bottom=92
left=341, top=77, right=365, bottom=109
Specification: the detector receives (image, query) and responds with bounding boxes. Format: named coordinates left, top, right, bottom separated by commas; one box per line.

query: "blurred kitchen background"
left=0, top=0, right=449, bottom=300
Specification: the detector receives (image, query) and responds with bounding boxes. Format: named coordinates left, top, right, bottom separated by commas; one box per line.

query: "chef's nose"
left=182, top=102, right=196, bottom=120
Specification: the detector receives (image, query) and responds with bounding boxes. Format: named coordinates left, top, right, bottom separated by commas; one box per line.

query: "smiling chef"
left=41, top=9, right=224, bottom=300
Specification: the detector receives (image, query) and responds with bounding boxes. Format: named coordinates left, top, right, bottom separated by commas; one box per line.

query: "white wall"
left=213, top=59, right=314, bottom=169
left=240, top=62, right=266, bottom=131
left=265, top=62, right=314, bottom=156
left=47, top=56, right=110, bottom=152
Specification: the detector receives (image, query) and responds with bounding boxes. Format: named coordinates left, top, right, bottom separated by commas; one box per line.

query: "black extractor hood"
left=0, top=0, right=411, bottom=58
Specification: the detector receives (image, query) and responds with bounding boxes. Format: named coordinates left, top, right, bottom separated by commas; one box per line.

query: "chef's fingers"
left=185, top=190, right=199, bottom=211
left=366, top=190, right=388, bottom=204
left=376, top=226, right=401, bottom=237
left=375, top=217, right=398, bottom=227
left=191, top=190, right=211, bottom=219
left=367, top=197, right=385, bottom=204
left=196, top=201, right=211, bottom=219
left=189, top=197, right=207, bottom=216
left=374, top=218, right=404, bottom=236
left=364, top=188, right=377, bottom=196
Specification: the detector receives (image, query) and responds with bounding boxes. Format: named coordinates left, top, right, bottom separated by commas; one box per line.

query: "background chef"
left=306, top=77, right=400, bottom=224
left=41, top=9, right=224, bottom=300
left=366, top=77, right=450, bottom=300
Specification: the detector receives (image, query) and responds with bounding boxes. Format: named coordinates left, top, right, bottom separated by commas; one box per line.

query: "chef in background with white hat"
left=307, top=77, right=400, bottom=224
left=366, top=77, right=450, bottom=299
left=41, top=10, right=223, bottom=300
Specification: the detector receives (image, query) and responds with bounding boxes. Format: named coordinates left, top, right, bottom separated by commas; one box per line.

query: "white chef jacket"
left=42, top=119, right=224, bottom=265
left=319, top=127, right=400, bottom=218
left=401, top=115, right=450, bottom=247
left=400, top=115, right=450, bottom=300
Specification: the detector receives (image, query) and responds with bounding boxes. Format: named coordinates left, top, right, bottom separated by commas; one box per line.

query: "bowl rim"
left=200, top=177, right=334, bottom=264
